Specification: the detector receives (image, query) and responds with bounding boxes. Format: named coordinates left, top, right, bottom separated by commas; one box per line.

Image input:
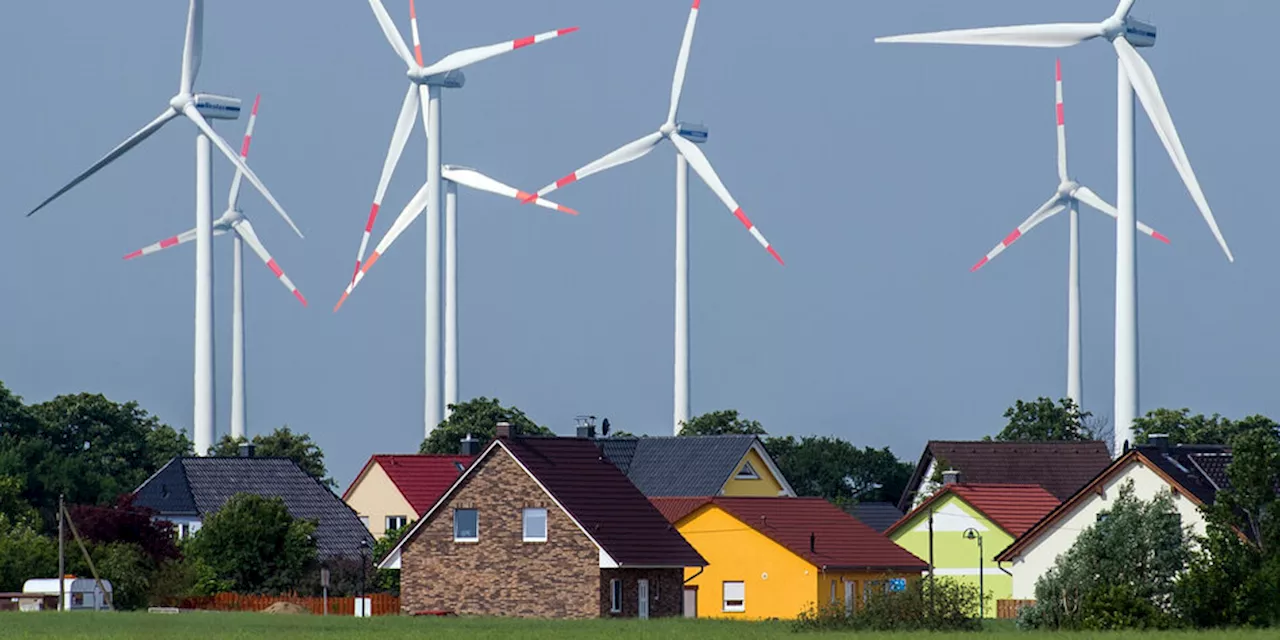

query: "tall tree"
left=420, top=397, right=552, bottom=454
left=678, top=409, right=766, bottom=436
left=991, top=397, right=1092, bottom=442
left=212, top=426, right=334, bottom=489
left=1132, top=408, right=1280, bottom=446
left=765, top=436, right=912, bottom=505
left=185, top=493, right=317, bottom=595
left=67, top=494, right=179, bottom=564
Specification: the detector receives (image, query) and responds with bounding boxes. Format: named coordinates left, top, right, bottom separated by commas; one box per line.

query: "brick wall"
left=400, top=448, right=601, bottom=618
left=599, top=568, right=685, bottom=618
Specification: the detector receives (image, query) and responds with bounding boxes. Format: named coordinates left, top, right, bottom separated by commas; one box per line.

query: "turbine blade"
left=532, top=131, right=665, bottom=199
left=180, top=0, right=204, bottom=94
left=670, top=133, right=783, bottom=265
left=184, top=105, right=303, bottom=239
left=1056, top=59, right=1068, bottom=183
left=352, top=84, right=422, bottom=284
left=1114, top=0, right=1136, bottom=20
left=875, top=23, right=1103, bottom=48
left=227, top=94, right=261, bottom=212
left=367, top=0, right=416, bottom=68
left=443, top=166, right=577, bottom=215
left=123, top=228, right=198, bottom=260
left=409, top=0, right=424, bottom=66
left=27, top=109, right=178, bottom=217
left=1074, top=186, right=1170, bottom=244
left=667, top=0, right=702, bottom=126
left=234, top=218, right=307, bottom=306
left=1113, top=38, right=1231, bottom=261
left=970, top=195, right=1066, bottom=272
left=335, top=182, right=432, bottom=312
left=419, top=27, right=579, bottom=77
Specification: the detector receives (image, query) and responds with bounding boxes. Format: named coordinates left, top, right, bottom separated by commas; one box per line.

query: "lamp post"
left=357, top=539, right=370, bottom=618
left=963, top=528, right=984, bottom=620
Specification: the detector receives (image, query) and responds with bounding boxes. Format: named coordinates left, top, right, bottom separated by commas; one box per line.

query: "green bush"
left=793, top=577, right=982, bottom=632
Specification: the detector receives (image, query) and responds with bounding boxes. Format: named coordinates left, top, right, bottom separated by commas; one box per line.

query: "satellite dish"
left=601, top=418, right=611, bottom=436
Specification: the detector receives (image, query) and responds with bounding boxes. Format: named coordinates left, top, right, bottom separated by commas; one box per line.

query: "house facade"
left=651, top=496, right=927, bottom=620
left=995, top=442, right=1229, bottom=600
left=342, top=452, right=474, bottom=538
left=886, top=483, right=1060, bottom=616
left=381, top=427, right=705, bottom=618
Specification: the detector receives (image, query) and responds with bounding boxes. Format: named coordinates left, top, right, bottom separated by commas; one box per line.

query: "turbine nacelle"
left=676, top=122, right=709, bottom=145
left=1122, top=17, right=1157, bottom=48
left=193, top=93, right=243, bottom=121
left=408, top=68, right=467, bottom=88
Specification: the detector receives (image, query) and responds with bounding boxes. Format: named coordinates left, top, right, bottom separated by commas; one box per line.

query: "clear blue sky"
left=1, top=1, right=1275, bottom=488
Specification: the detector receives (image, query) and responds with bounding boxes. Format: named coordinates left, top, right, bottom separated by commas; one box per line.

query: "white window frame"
left=610, top=579, right=623, bottom=613
left=522, top=507, right=548, bottom=543
left=735, top=461, right=760, bottom=480
left=358, top=515, right=370, bottom=530
left=722, top=581, right=745, bottom=613
left=453, top=508, right=479, bottom=542
left=385, top=515, right=408, bottom=532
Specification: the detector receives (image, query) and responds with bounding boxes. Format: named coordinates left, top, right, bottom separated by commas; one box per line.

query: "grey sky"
left=2, top=1, right=1275, bottom=488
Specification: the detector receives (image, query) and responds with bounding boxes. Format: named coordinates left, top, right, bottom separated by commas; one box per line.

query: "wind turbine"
left=24, top=0, right=300, bottom=456
left=122, top=96, right=307, bottom=442
left=970, top=60, right=1170, bottom=410
left=337, top=164, right=577, bottom=413
left=527, top=0, right=784, bottom=436
left=875, top=0, right=1232, bottom=454
left=343, top=0, right=577, bottom=436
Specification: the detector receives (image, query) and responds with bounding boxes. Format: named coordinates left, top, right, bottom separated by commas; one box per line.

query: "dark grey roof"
left=1135, top=444, right=1232, bottom=506
left=845, top=501, right=905, bottom=533
left=134, top=457, right=374, bottom=558
left=596, top=435, right=760, bottom=497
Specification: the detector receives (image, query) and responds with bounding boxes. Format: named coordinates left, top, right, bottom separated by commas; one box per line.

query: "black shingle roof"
left=596, top=435, right=762, bottom=497
left=845, top=501, right=906, bottom=533
left=134, top=457, right=374, bottom=558
left=1135, top=444, right=1232, bottom=506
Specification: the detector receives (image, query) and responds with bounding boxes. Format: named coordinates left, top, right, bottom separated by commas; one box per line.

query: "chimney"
left=459, top=434, right=481, bottom=456
left=238, top=443, right=255, bottom=458
left=574, top=415, right=597, bottom=439
left=1149, top=433, right=1170, bottom=453
left=942, top=469, right=960, bottom=486
left=576, top=425, right=596, bottom=439
left=495, top=422, right=512, bottom=439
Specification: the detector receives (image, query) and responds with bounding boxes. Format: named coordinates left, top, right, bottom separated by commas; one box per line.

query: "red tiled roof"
left=504, top=437, right=707, bottom=568
left=650, top=496, right=927, bottom=572
left=888, top=483, right=1060, bottom=538
left=353, top=455, right=474, bottom=515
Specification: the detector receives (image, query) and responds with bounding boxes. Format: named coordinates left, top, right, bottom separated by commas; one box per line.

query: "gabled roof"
left=342, top=454, right=474, bottom=515
left=382, top=436, right=706, bottom=570
left=651, top=496, right=927, bottom=572
left=133, top=457, right=374, bottom=558
left=995, top=444, right=1235, bottom=562
left=596, top=435, right=795, bottom=497
left=899, top=440, right=1112, bottom=511
left=887, top=483, right=1060, bottom=538
left=845, top=501, right=906, bottom=534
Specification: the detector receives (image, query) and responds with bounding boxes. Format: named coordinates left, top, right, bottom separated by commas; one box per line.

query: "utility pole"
left=928, top=506, right=935, bottom=616
left=58, top=494, right=65, bottom=612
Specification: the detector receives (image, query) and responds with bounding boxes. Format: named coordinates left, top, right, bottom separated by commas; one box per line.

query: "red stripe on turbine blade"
left=266, top=259, right=284, bottom=278
left=971, top=256, right=990, bottom=272
left=767, top=246, right=784, bottom=266
left=362, top=252, right=382, bottom=274
left=294, top=290, right=308, bottom=307
left=1057, top=104, right=1065, bottom=126
left=414, top=45, right=423, bottom=66
left=1153, top=231, right=1171, bottom=244
left=558, top=205, right=579, bottom=216
left=515, top=190, right=535, bottom=202
left=240, top=135, right=252, bottom=157
left=1002, top=229, right=1022, bottom=247
left=365, top=203, right=380, bottom=232
left=159, top=237, right=180, bottom=249
left=251, top=94, right=261, bottom=116
left=123, top=250, right=143, bottom=260
left=693, top=0, right=701, bottom=8
left=1056, top=58, right=1062, bottom=82
left=732, top=208, right=752, bottom=230
left=333, top=292, right=349, bottom=313
left=351, top=261, right=362, bottom=285
left=555, top=174, right=578, bottom=189
left=409, top=0, right=417, bottom=19
left=513, top=36, right=536, bottom=49
left=557, top=27, right=580, bottom=36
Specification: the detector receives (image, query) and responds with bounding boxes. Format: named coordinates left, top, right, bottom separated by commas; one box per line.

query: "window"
left=735, top=461, right=760, bottom=480
left=1096, top=512, right=1110, bottom=523
left=830, top=580, right=838, bottom=604
left=359, top=516, right=370, bottom=530
left=386, top=515, right=408, bottom=532
left=453, top=509, right=478, bottom=542
left=722, top=581, right=745, bottom=612
left=610, top=579, right=623, bottom=613
left=522, top=508, right=548, bottom=542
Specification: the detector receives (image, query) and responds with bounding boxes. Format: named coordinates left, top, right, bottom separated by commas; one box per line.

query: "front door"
left=682, top=587, right=697, bottom=618
left=638, top=579, right=650, bottom=619
left=844, top=580, right=854, bottom=616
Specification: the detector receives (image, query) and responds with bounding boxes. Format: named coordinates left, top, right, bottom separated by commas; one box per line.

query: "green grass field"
left=0, top=613, right=1273, bottom=639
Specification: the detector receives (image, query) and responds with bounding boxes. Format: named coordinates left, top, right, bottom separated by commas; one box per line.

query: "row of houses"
left=128, top=429, right=1237, bottom=619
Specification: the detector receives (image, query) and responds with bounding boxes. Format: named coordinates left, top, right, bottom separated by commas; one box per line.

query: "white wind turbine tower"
left=529, top=0, right=785, bottom=436
left=24, top=0, right=300, bottom=456
left=122, top=96, right=307, bottom=442
left=875, top=0, right=1233, bottom=455
left=341, top=0, right=577, bottom=436
left=338, top=166, right=577, bottom=412
left=970, top=60, right=1170, bottom=410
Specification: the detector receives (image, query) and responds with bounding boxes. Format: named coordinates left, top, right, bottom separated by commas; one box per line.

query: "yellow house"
left=597, top=435, right=796, bottom=498
left=651, top=497, right=927, bottom=619
left=342, top=453, right=474, bottom=539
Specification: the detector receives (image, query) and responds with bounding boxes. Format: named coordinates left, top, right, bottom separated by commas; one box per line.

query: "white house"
left=22, top=578, right=113, bottom=611
left=995, top=439, right=1230, bottom=600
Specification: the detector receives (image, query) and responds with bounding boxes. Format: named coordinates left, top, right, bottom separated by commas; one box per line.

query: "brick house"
left=379, top=425, right=706, bottom=618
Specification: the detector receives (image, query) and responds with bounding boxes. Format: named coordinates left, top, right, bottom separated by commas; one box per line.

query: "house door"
left=844, top=580, right=854, bottom=616
left=637, top=579, right=650, bottom=619
left=682, top=587, right=697, bottom=618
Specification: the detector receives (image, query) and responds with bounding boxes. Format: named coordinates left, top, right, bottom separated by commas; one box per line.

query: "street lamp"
left=358, top=539, right=371, bottom=617
left=963, top=528, right=984, bottom=620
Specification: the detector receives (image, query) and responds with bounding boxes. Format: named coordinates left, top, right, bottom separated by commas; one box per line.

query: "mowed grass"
left=0, top=612, right=1274, bottom=639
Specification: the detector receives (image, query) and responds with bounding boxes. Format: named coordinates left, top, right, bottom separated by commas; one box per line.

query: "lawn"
left=0, top=613, right=1274, bottom=639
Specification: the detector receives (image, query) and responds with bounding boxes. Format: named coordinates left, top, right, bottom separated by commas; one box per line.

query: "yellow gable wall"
left=720, top=448, right=786, bottom=497
left=344, top=462, right=416, bottom=539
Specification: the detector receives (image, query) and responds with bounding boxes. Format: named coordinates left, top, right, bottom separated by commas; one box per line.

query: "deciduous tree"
left=212, top=426, right=333, bottom=489
left=991, top=398, right=1091, bottom=442
left=185, top=493, right=317, bottom=595
left=678, top=409, right=766, bottom=436
left=419, top=397, right=552, bottom=454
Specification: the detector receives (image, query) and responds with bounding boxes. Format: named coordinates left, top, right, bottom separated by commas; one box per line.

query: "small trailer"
left=21, top=578, right=113, bottom=611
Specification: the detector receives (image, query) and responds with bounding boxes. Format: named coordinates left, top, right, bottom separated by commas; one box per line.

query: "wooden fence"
left=179, top=592, right=400, bottom=616
left=996, top=599, right=1035, bottom=619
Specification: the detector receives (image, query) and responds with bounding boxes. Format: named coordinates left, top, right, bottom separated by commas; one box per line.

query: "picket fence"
left=179, top=592, right=400, bottom=616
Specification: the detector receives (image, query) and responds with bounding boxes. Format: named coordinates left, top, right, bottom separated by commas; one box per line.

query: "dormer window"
left=735, top=461, right=760, bottom=480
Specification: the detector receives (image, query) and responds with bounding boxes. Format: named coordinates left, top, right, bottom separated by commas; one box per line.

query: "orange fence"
left=996, top=599, right=1035, bottom=619
left=180, top=592, right=400, bottom=616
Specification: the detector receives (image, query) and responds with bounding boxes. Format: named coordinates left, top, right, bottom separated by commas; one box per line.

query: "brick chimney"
left=495, top=422, right=512, bottom=439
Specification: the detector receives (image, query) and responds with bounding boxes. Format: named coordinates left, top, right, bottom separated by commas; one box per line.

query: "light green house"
left=884, top=482, right=1060, bottom=617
